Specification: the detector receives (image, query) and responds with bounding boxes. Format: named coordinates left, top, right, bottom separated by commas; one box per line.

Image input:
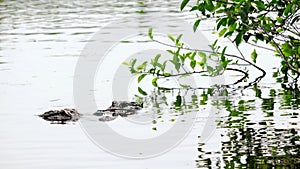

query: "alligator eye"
left=112, top=112, right=117, bottom=116
left=112, top=101, right=117, bottom=107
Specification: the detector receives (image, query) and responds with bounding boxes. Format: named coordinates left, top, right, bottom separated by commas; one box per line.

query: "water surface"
left=0, top=0, right=299, bottom=168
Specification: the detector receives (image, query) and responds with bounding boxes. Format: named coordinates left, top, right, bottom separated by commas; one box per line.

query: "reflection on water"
left=194, top=82, right=300, bottom=168
left=0, top=0, right=299, bottom=168
left=197, top=127, right=300, bottom=168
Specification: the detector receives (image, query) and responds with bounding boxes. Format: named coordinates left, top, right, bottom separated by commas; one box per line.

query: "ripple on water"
left=0, top=0, right=299, bottom=168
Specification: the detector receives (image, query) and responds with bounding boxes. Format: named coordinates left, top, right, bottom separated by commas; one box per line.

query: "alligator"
left=39, top=101, right=143, bottom=124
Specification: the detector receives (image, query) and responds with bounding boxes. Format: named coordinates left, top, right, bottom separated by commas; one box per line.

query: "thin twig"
left=246, top=42, right=275, bottom=52
left=227, top=37, right=246, bottom=59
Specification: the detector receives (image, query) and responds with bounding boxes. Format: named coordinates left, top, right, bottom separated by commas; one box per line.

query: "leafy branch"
left=182, top=0, right=299, bottom=77
left=124, top=30, right=266, bottom=96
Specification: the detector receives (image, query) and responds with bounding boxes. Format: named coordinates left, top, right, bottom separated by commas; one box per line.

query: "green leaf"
left=198, top=51, right=206, bottom=58
left=138, top=74, right=147, bottom=83
left=251, top=49, right=257, bottom=63
left=282, top=43, right=293, bottom=57
left=211, top=39, right=218, bottom=49
left=148, top=28, right=153, bottom=40
left=179, top=54, right=186, bottom=63
left=190, top=6, right=198, bottom=11
left=284, top=4, right=292, bottom=16
left=174, top=95, right=182, bottom=107
left=148, top=68, right=156, bottom=74
left=166, top=50, right=175, bottom=55
left=221, top=46, right=227, bottom=62
left=136, top=61, right=147, bottom=71
left=255, top=33, right=264, bottom=41
left=207, top=66, right=214, bottom=74
left=152, top=78, right=158, bottom=87
left=227, top=17, right=236, bottom=26
left=156, top=70, right=160, bottom=76
left=154, top=54, right=161, bottom=62
left=276, top=17, right=283, bottom=23
left=272, top=71, right=279, bottom=78
left=167, top=34, right=175, bottom=42
left=252, top=1, right=265, bottom=10
left=180, top=84, right=191, bottom=88
left=138, top=87, right=147, bottom=96
left=170, top=56, right=181, bottom=72
left=198, top=52, right=207, bottom=66
left=129, top=59, right=137, bottom=73
left=239, top=11, right=247, bottom=22
left=179, top=74, right=190, bottom=78
left=160, top=60, right=167, bottom=71
left=197, top=61, right=205, bottom=69
left=151, top=54, right=161, bottom=67
left=190, top=60, right=196, bottom=69
left=277, top=28, right=284, bottom=33
left=234, top=32, right=243, bottom=46
left=180, top=0, right=190, bottom=11
left=198, top=3, right=206, bottom=15
left=122, top=61, right=129, bottom=66
left=131, top=59, right=137, bottom=67
left=229, top=22, right=237, bottom=32
left=216, top=18, right=227, bottom=30
left=256, top=1, right=265, bottom=10
left=176, top=34, right=183, bottom=44
left=191, top=51, right=197, bottom=59
left=219, top=28, right=227, bottom=37
left=243, top=34, right=251, bottom=42
left=205, top=0, right=214, bottom=12
left=193, top=19, right=201, bottom=32
left=163, top=72, right=171, bottom=77
left=224, top=30, right=234, bottom=37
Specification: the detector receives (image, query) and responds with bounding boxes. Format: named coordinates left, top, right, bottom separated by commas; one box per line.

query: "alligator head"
left=38, top=108, right=80, bottom=124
